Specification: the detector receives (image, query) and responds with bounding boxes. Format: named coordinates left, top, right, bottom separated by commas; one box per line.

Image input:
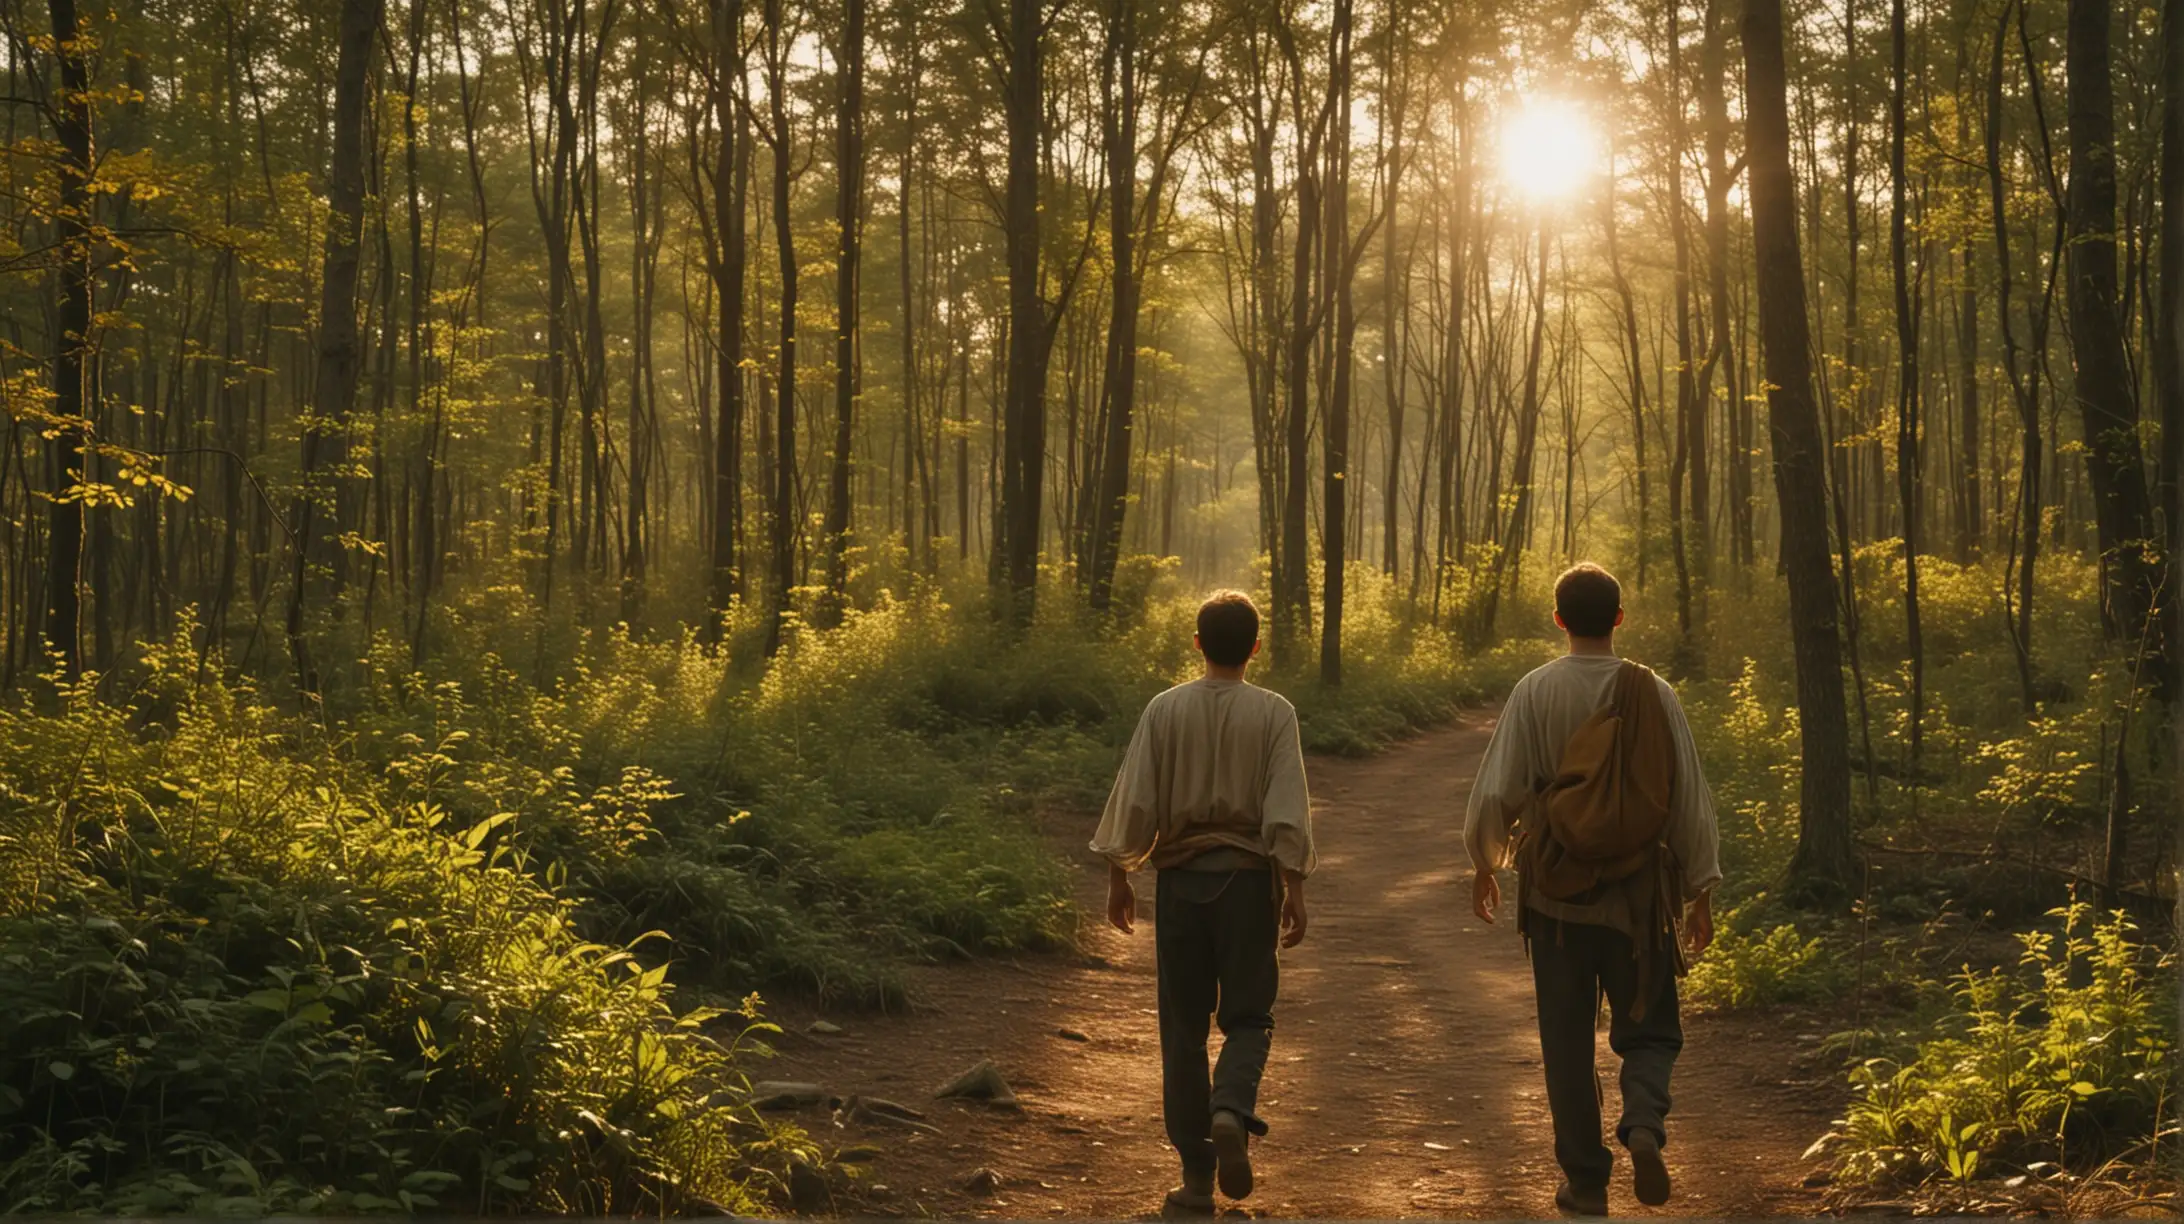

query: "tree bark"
left=285, top=0, right=381, bottom=695
left=1889, top=0, right=1925, bottom=781
left=819, top=0, right=864, bottom=627
left=1746, top=0, right=1858, bottom=898
left=762, top=0, right=798, bottom=656
left=999, top=0, right=1050, bottom=626
left=2161, top=0, right=2183, bottom=689
left=1605, top=141, right=1650, bottom=593
left=1086, top=0, right=1140, bottom=611
left=1321, top=0, right=1356, bottom=686
left=40, top=0, right=96, bottom=681
left=707, top=0, right=749, bottom=638
left=2065, top=0, right=2162, bottom=656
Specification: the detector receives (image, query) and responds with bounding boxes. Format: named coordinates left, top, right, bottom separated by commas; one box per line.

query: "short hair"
left=1554, top=563, right=1622, bottom=637
left=1196, top=591, right=1260, bottom=667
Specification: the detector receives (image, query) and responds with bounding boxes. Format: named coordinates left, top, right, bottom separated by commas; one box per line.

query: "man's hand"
left=1106, top=864, right=1136, bottom=935
left=1683, top=890, right=1714, bottom=957
left=1279, top=870, right=1308, bottom=948
left=1471, top=867, right=1502, bottom=924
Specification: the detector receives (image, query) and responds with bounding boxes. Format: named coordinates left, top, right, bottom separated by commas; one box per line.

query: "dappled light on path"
left=769, top=713, right=1838, bottom=1218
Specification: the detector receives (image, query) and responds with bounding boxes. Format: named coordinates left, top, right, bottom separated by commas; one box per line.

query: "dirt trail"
left=768, top=712, right=1845, bottom=1218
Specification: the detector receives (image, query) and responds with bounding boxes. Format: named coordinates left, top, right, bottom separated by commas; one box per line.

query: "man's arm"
left=1090, top=704, right=1162, bottom=871
left=1279, top=867, right=1307, bottom=948
left=1107, top=861, right=1137, bottom=934
left=1262, top=704, right=1315, bottom=878
left=1092, top=704, right=1163, bottom=933
left=1262, top=704, right=1314, bottom=947
left=1464, top=682, right=1537, bottom=923
left=1658, top=679, right=1722, bottom=954
left=1657, top=679, right=1723, bottom=897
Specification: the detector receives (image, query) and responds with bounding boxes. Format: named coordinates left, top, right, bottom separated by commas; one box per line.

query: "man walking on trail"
left=1091, top=590, right=1314, bottom=1216
left=1465, top=563, right=1720, bottom=1217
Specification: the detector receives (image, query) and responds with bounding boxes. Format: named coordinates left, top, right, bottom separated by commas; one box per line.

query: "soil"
left=763, top=711, right=1849, bottom=1218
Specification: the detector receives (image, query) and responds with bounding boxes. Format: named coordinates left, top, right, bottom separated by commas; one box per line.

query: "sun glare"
left=1498, top=97, right=1601, bottom=205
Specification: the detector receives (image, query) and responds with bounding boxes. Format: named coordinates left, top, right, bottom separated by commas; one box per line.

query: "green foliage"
left=1683, top=893, right=1843, bottom=1011
left=0, top=570, right=1493, bottom=1210
left=1817, top=903, right=2175, bottom=1189
left=0, top=630, right=806, bottom=1214
left=1260, top=569, right=1554, bottom=756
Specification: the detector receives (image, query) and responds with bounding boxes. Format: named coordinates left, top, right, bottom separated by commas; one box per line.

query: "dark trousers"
left=1529, top=917, right=1682, bottom=1193
left=1155, top=867, right=1280, bottom=1178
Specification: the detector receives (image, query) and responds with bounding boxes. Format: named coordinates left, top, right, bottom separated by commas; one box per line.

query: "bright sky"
left=1497, top=97, right=1604, bottom=206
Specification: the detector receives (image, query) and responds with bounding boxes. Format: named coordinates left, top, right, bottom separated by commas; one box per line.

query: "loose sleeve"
left=1089, top=702, right=1163, bottom=871
left=1462, top=679, right=1537, bottom=873
left=1261, top=703, right=1316, bottom=877
left=1657, top=679, right=1723, bottom=895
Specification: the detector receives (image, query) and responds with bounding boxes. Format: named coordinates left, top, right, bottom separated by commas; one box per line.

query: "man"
left=1464, top=563, right=1719, bottom=1216
left=1091, top=590, right=1314, bottom=1215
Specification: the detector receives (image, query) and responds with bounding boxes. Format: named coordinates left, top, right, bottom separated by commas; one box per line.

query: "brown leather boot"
left=1554, top=1180, right=1609, bottom=1217
left=1627, top=1127, right=1672, bottom=1206
left=1163, top=1168, right=1215, bottom=1217
left=1210, top=1110, right=1254, bottom=1200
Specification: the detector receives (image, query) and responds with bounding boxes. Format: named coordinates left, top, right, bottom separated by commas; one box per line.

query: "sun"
left=1498, top=97, right=1602, bottom=205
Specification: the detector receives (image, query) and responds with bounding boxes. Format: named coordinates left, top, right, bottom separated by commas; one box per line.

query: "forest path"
left=768, top=710, right=1842, bottom=1219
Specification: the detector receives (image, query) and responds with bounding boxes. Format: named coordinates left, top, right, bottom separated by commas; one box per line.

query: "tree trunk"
left=2161, top=0, right=2183, bottom=696
left=1087, top=0, right=1139, bottom=612
left=40, top=0, right=96, bottom=681
left=1668, top=0, right=1697, bottom=651
left=819, top=0, right=864, bottom=627
left=763, top=0, right=798, bottom=657
left=1987, top=0, right=2043, bottom=709
left=1605, top=141, right=1650, bottom=593
left=708, top=0, right=749, bottom=638
left=1277, top=21, right=1325, bottom=664
left=1696, top=0, right=1731, bottom=596
left=2065, top=0, right=2162, bottom=657
left=1321, top=0, right=1356, bottom=686
left=1746, top=0, right=1858, bottom=899
left=999, top=0, right=1050, bottom=626
left=285, top=0, right=381, bottom=696
left=622, top=22, right=654, bottom=624
left=1890, top=0, right=1925, bottom=783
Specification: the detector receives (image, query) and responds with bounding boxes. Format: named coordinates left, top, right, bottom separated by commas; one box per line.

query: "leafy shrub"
left=1816, top=903, right=2174, bottom=1189
left=345, top=577, right=1496, bottom=1002
left=1683, top=893, right=1842, bottom=1010
left=0, top=635, right=803, bottom=1214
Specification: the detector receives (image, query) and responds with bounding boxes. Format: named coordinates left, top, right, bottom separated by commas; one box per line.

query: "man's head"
left=1195, top=590, right=1262, bottom=669
left=1553, top=563, right=1624, bottom=640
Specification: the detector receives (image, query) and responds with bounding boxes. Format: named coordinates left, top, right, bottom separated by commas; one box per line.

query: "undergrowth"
left=1811, top=903, right=2174, bottom=1204
left=0, top=567, right=1494, bottom=1211
left=0, top=630, right=810, bottom=1214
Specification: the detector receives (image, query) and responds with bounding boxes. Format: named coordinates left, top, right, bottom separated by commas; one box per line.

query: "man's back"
left=1463, top=655, right=1721, bottom=906
left=1089, top=591, right=1307, bottom=1214
left=1092, top=678, right=1314, bottom=875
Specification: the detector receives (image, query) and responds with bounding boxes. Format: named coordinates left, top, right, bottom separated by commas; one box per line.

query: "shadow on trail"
left=765, top=712, right=1835, bottom=1219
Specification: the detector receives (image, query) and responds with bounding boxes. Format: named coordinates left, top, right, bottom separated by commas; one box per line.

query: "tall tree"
left=286, top=0, right=383, bottom=695
left=2162, top=0, right=2184, bottom=631
left=1889, top=0, right=1925, bottom=782
left=1988, top=0, right=2048, bottom=708
left=1084, top=0, right=1141, bottom=612
left=997, top=0, right=1051, bottom=625
left=819, top=0, right=864, bottom=626
left=1745, top=0, right=1858, bottom=897
left=706, top=0, right=749, bottom=639
left=2064, top=0, right=2160, bottom=651
left=1321, top=0, right=1357, bottom=685
left=759, top=0, right=797, bottom=656
left=38, top=0, right=95, bottom=680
